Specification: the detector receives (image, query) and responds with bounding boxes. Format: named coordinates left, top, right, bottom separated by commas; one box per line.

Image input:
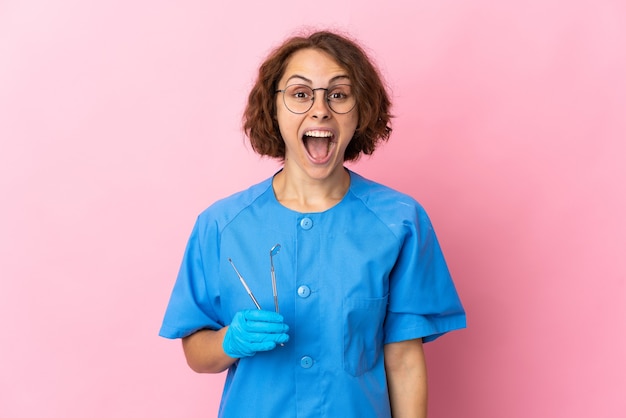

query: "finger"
left=244, top=321, right=289, bottom=334
left=243, top=309, right=284, bottom=323
left=275, top=333, right=289, bottom=344
left=249, top=334, right=289, bottom=352
left=247, top=332, right=290, bottom=344
left=249, top=341, right=277, bottom=352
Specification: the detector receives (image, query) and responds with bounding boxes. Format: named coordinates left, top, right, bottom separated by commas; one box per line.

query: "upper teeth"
left=304, top=130, right=332, bottom=138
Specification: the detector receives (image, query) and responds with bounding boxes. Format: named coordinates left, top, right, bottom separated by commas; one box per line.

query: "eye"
left=286, top=85, right=313, bottom=102
left=294, top=91, right=309, bottom=99
left=327, top=85, right=352, bottom=101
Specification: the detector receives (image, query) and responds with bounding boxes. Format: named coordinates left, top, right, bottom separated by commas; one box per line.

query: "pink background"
left=1, top=1, right=625, bottom=417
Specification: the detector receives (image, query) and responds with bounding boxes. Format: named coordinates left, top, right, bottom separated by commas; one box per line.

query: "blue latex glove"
left=223, top=309, right=289, bottom=359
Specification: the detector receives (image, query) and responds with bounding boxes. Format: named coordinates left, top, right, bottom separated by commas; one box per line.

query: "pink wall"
left=1, top=1, right=624, bottom=417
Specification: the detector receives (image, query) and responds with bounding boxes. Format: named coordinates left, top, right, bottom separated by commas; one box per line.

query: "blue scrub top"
left=160, top=169, right=466, bottom=418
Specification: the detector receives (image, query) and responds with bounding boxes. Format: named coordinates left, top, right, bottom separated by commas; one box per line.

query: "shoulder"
left=194, top=176, right=273, bottom=232
left=347, top=170, right=435, bottom=238
left=348, top=170, right=427, bottom=218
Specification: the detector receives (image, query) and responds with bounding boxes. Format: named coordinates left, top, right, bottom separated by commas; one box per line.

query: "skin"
left=182, top=47, right=428, bottom=417
left=384, top=339, right=429, bottom=418
left=182, top=328, right=235, bottom=373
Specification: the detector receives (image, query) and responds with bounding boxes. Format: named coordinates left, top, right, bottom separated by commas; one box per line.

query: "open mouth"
left=303, top=130, right=335, bottom=162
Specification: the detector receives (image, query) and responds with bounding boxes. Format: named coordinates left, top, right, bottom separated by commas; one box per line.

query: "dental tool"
left=228, top=258, right=261, bottom=310
left=269, top=244, right=281, bottom=313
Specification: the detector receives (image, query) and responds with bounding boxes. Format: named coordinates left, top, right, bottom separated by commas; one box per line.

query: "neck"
left=272, top=166, right=350, bottom=212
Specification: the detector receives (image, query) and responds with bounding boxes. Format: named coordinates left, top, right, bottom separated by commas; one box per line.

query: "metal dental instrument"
left=228, top=258, right=261, bottom=310
left=269, top=244, right=281, bottom=313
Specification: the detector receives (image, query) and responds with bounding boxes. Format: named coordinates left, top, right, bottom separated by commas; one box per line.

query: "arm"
left=181, top=310, right=290, bottom=374
left=384, top=338, right=428, bottom=418
left=182, top=328, right=237, bottom=373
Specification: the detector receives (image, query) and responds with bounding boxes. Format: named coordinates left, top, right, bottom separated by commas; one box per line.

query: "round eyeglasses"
left=275, top=84, right=356, bottom=114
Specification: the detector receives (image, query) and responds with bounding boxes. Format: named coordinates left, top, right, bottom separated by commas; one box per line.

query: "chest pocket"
left=343, top=295, right=388, bottom=376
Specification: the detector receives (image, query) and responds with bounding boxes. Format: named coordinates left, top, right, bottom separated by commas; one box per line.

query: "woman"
left=160, top=30, right=466, bottom=418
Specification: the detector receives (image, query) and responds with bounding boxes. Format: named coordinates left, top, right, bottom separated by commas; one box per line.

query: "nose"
left=310, top=89, right=331, bottom=119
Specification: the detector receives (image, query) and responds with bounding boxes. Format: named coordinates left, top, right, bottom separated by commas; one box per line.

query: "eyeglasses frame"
left=275, top=84, right=357, bottom=115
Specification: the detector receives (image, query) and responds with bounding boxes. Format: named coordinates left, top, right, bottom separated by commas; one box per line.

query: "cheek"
left=276, top=112, right=298, bottom=141
left=276, top=103, right=303, bottom=129
left=345, top=113, right=359, bottom=136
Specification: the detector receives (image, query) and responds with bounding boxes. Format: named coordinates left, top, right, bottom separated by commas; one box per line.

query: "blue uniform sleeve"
left=384, top=205, right=466, bottom=344
left=159, top=217, right=223, bottom=339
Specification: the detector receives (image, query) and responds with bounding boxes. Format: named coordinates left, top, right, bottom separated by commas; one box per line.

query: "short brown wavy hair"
left=243, top=30, right=392, bottom=162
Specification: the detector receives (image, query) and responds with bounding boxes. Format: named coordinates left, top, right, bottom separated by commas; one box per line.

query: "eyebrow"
left=284, top=74, right=350, bottom=85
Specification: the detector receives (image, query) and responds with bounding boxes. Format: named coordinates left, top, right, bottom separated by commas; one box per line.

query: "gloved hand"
left=223, top=309, right=289, bottom=359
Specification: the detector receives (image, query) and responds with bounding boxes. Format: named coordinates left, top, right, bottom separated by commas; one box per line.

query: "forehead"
left=279, top=48, right=349, bottom=85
